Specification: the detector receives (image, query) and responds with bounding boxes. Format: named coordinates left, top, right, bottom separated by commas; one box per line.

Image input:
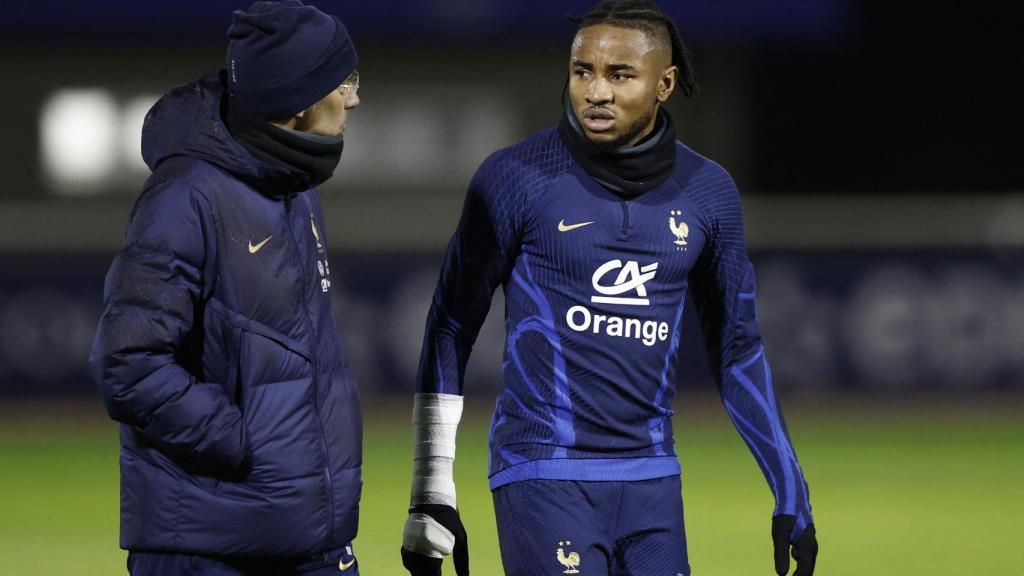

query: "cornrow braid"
left=569, top=0, right=700, bottom=98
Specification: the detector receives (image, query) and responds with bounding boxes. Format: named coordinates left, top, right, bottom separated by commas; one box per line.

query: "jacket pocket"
left=236, top=328, right=322, bottom=485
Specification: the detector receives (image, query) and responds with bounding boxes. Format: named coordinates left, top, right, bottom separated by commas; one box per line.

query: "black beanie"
left=226, top=1, right=358, bottom=120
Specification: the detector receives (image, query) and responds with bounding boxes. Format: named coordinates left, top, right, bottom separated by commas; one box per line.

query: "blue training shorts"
left=492, top=475, right=690, bottom=576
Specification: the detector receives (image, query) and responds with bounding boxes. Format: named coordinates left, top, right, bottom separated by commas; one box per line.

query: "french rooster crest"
left=669, top=210, right=689, bottom=246
left=557, top=541, right=581, bottom=574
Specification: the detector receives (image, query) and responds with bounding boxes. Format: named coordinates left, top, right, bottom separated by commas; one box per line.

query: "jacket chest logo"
left=310, top=215, right=324, bottom=254
left=310, top=214, right=332, bottom=293
left=247, top=235, right=273, bottom=254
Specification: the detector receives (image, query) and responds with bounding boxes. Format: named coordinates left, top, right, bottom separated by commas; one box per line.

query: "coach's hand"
left=401, top=504, right=469, bottom=576
left=772, top=515, right=817, bottom=576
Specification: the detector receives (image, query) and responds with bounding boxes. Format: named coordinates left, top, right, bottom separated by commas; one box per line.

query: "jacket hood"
left=141, top=69, right=304, bottom=194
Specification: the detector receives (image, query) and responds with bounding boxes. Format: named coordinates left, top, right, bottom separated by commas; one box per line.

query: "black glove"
left=401, top=504, right=469, bottom=576
left=772, top=515, right=817, bottom=576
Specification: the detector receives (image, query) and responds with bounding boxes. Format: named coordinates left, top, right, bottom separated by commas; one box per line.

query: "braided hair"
left=569, top=0, right=699, bottom=98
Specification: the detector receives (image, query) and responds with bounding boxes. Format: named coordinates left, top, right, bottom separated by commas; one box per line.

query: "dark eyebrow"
left=571, top=61, right=637, bottom=72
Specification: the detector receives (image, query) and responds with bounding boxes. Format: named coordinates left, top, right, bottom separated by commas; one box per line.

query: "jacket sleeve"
left=90, top=183, right=247, bottom=472
left=416, top=154, right=522, bottom=396
left=688, top=169, right=814, bottom=536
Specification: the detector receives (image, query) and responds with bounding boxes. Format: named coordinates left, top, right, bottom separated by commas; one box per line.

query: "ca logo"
left=590, top=260, right=658, bottom=306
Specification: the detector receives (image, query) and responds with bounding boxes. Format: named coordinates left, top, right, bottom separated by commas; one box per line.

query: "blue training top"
left=416, top=125, right=813, bottom=533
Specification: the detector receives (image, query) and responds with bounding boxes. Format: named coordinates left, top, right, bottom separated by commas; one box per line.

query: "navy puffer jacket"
left=90, top=70, right=361, bottom=557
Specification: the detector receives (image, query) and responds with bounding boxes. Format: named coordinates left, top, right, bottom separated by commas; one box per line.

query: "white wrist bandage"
left=402, top=513, right=456, bottom=558
left=409, top=392, right=463, bottom=508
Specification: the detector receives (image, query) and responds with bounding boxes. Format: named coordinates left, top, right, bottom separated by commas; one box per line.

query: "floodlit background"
left=1, top=1, right=1022, bottom=574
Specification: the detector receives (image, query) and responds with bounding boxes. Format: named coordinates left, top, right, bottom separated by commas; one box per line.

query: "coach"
left=90, top=2, right=364, bottom=574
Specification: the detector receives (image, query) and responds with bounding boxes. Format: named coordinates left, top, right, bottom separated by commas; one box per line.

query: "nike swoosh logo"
left=247, top=236, right=272, bottom=254
left=558, top=219, right=594, bottom=232
left=339, top=558, right=356, bottom=571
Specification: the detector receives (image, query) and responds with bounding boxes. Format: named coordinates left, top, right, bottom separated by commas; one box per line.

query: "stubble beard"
left=587, top=105, right=657, bottom=154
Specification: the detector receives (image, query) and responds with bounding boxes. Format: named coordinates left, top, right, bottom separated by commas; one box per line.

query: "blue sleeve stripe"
left=722, top=397, right=781, bottom=489
left=720, top=348, right=806, bottom=512
left=737, top=364, right=796, bottom=513
left=759, top=352, right=810, bottom=515
left=722, top=397, right=774, bottom=446
left=434, top=354, right=445, bottom=393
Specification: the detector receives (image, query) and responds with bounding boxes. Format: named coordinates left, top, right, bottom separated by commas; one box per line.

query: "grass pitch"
left=1, top=395, right=1022, bottom=575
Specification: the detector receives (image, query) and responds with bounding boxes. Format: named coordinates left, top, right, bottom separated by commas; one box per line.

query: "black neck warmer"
left=225, top=99, right=345, bottom=196
left=558, top=101, right=677, bottom=198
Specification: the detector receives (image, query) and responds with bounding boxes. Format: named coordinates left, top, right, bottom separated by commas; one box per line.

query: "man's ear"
left=658, top=66, right=679, bottom=103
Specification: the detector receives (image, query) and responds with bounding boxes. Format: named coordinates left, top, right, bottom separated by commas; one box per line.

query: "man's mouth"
left=582, top=108, right=615, bottom=132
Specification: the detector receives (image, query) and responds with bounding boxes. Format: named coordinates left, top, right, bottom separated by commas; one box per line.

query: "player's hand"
left=401, top=504, right=469, bottom=576
left=772, top=515, right=817, bottom=576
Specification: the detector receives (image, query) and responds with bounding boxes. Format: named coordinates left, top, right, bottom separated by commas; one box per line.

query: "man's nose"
left=346, top=92, right=361, bottom=109
left=586, top=77, right=613, bottom=104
